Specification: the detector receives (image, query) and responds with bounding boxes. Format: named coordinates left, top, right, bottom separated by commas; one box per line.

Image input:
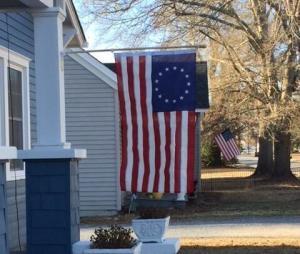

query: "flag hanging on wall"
left=215, top=129, right=240, bottom=161
left=115, top=50, right=197, bottom=194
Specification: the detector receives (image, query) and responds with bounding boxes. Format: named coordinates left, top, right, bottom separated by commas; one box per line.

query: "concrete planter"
left=141, top=238, right=181, bottom=254
left=73, top=241, right=141, bottom=254
left=132, top=216, right=170, bottom=243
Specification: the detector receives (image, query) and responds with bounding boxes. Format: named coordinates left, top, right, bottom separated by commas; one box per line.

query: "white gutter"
left=19, top=0, right=53, bottom=8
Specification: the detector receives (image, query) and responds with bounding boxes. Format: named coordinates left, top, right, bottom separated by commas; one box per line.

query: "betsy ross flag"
left=215, top=129, right=240, bottom=161
left=115, top=50, right=197, bottom=194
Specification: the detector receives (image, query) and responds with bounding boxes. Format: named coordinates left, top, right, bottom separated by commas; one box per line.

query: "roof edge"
left=66, top=0, right=87, bottom=47
left=66, top=49, right=117, bottom=90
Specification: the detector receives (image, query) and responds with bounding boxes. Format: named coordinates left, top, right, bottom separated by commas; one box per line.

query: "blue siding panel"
left=0, top=235, right=7, bottom=254
left=29, top=244, right=68, bottom=254
left=6, top=180, right=26, bottom=250
left=28, top=193, right=68, bottom=210
left=0, top=11, right=36, bottom=252
left=0, top=164, right=8, bottom=254
left=0, top=23, right=34, bottom=44
left=31, top=211, right=68, bottom=228
left=7, top=12, right=34, bottom=29
left=28, top=176, right=68, bottom=193
left=0, top=14, right=33, bottom=34
left=0, top=12, right=36, bottom=144
left=26, top=159, right=80, bottom=254
left=30, top=229, right=70, bottom=245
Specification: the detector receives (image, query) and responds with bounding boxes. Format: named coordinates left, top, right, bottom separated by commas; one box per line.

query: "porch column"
left=32, top=5, right=69, bottom=149
left=0, top=147, right=17, bottom=254
left=18, top=3, right=86, bottom=254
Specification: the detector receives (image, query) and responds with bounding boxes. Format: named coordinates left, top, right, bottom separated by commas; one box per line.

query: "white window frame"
left=0, top=46, right=31, bottom=181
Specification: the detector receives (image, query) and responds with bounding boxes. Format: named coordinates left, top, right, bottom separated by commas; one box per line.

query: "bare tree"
left=82, top=0, right=300, bottom=179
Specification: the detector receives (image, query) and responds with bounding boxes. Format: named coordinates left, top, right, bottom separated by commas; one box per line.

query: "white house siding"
left=65, top=56, right=120, bottom=217
left=0, top=11, right=37, bottom=251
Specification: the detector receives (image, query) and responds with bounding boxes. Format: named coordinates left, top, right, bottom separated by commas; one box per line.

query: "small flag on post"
left=215, top=129, right=240, bottom=161
left=115, top=50, right=197, bottom=194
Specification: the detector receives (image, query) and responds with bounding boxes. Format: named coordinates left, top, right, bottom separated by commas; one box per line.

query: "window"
left=8, top=67, right=24, bottom=172
left=0, top=46, right=31, bottom=181
left=8, top=67, right=23, bottom=149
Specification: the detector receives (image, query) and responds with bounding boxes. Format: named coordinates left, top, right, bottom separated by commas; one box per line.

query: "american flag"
left=215, top=129, right=240, bottom=161
left=115, top=50, right=197, bottom=194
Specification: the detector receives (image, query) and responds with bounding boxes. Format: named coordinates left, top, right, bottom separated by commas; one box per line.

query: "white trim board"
left=0, top=46, right=30, bottom=69
left=67, top=49, right=117, bottom=90
left=114, top=91, right=121, bottom=211
left=19, top=0, right=53, bottom=8
left=0, top=147, right=17, bottom=161
left=65, top=0, right=87, bottom=47
left=0, top=46, right=31, bottom=181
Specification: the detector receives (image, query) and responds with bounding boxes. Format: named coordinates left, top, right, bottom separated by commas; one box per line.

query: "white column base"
left=73, top=241, right=90, bottom=254
left=33, top=142, right=72, bottom=150
left=141, top=238, right=180, bottom=254
left=0, top=146, right=17, bottom=161
left=73, top=241, right=142, bottom=254
left=18, top=148, right=87, bottom=160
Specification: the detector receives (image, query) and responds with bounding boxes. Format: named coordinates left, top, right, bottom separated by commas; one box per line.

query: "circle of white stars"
left=154, top=66, right=191, bottom=104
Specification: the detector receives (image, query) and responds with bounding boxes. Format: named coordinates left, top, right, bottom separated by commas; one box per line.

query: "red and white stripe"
left=215, top=134, right=240, bottom=161
left=116, top=53, right=196, bottom=194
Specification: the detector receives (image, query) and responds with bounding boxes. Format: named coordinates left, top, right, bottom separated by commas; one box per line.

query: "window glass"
left=8, top=67, right=23, bottom=171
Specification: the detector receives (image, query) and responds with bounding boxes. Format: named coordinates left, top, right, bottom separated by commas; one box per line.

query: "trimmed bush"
left=90, top=225, right=136, bottom=249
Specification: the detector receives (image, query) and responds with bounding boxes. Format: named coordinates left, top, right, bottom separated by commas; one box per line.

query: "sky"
left=73, top=0, right=170, bottom=63
left=73, top=0, right=119, bottom=63
left=72, top=0, right=207, bottom=63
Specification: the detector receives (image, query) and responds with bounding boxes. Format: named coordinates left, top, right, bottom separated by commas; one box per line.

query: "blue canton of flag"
left=222, top=129, right=234, bottom=141
left=152, top=52, right=196, bottom=112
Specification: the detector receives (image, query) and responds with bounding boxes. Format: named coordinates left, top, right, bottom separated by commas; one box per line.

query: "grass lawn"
left=81, top=177, right=300, bottom=224
left=181, top=183, right=300, bottom=219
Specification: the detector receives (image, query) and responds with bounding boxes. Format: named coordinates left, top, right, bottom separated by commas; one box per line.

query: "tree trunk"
left=253, top=134, right=273, bottom=177
left=273, top=131, right=294, bottom=180
left=253, top=119, right=273, bottom=177
left=212, top=144, right=223, bottom=167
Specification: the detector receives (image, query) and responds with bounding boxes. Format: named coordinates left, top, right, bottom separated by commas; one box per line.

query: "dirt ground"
left=181, top=238, right=300, bottom=247
left=179, top=246, right=300, bottom=254
left=179, top=238, right=300, bottom=254
left=179, top=238, right=300, bottom=253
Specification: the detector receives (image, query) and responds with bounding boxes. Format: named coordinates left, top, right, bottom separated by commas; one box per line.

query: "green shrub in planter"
left=90, top=225, right=137, bottom=249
